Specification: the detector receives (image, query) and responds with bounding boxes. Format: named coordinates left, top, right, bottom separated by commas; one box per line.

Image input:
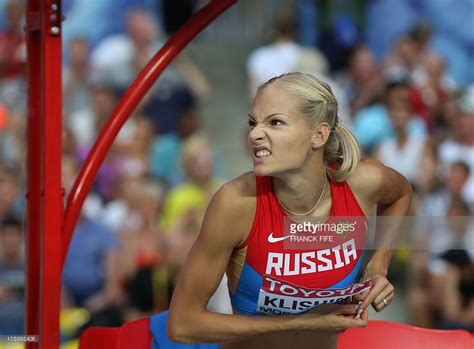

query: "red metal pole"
left=25, top=0, right=41, bottom=346
left=38, top=0, right=63, bottom=345
left=26, top=0, right=63, bottom=347
left=62, top=0, right=238, bottom=265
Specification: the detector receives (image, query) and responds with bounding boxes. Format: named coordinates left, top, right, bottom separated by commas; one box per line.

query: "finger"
left=373, top=291, right=394, bottom=312
left=373, top=284, right=394, bottom=307
left=356, top=279, right=389, bottom=314
left=353, top=289, right=369, bottom=302
left=356, top=289, right=381, bottom=315
left=345, top=311, right=368, bottom=327
left=337, top=304, right=359, bottom=316
left=353, top=305, right=368, bottom=320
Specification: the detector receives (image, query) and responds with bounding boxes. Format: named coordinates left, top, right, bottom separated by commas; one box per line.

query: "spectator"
left=438, top=248, right=474, bottom=332
left=247, top=10, right=328, bottom=98
left=432, top=93, right=462, bottom=145
left=121, top=179, right=167, bottom=319
left=90, top=7, right=209, bottom=134
left=161, top=134, right=225, bottom=232
left=62, top=216, right=124, bottom=329
left=375, top=97, right=426, bottom=183
left=90, top=8, right=160, bottom=75
left=148, top=105, right=201, bottom=187
left=414, top=54, right=455, bottom=131
left=101, top=176, right=144, bottom=235
left=336, top=43, right=383, bottom=116
left=0, top=163, right=23, bottom=221
left=353, top=79, right=426, bottom=155
left=114, top=117, right=155, bottom=179
left=70, top=84, right=138, bottom=202
left=409, top=190, right=473, bottom=328
left=413, top=140, right=442, bottom=203
left=68, top=83, right=119, bottom=148
left=0, top=0, right=25, bottom=110
left=0, top=214, right=24, bottom=335
left=63, top=37, right=95, bottom=116
left=438, top=86, right=474, bottom=208
left=414, top=161, right=470, bottom=240
left=0, top=108, right=25, bottom=165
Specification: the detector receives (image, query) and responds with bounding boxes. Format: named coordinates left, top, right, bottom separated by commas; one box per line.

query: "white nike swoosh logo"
left=267, top=232, right=291, bottom=243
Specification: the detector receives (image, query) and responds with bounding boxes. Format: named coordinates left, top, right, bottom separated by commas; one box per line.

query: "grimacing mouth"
left=254, top=148, right=272, bottom=158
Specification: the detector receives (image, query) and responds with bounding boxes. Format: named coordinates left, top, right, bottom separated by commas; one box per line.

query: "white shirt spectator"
left=439, top=139, right=474, bottom=207
left=377, top=135, right=426, bottom=183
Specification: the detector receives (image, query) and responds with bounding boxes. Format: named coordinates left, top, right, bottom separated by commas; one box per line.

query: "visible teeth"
left=256, top=150, right=271, bottom=158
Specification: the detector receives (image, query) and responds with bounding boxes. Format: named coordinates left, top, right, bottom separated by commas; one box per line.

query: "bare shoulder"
left=214, top=171, right=256, bottom=207
left=203, top=171, right=257, bottom=246
left=347, top=159, right=385, bottom=198
left=347, top=159, right=412, bottom=205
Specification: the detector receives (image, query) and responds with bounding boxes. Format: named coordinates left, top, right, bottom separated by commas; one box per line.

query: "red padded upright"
left=79, top=327, right=120, bottom=349
left=338, top=320, right=473, bottom=349
left=79, top=318, right=151, bottom=349
left=118, top=318, right=152, bottom=348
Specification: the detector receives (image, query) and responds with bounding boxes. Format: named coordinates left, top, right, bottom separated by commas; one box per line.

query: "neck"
left=274, top=36, right=295, bottom=44
left=273, top=160, right=327, bottom=214
left=396, top=129, right=407, bottom=145
left=191, top=176, right=213, bottom=190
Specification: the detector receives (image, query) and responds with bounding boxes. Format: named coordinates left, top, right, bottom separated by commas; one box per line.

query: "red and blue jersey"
left=227, top=175, right=368, bottom=315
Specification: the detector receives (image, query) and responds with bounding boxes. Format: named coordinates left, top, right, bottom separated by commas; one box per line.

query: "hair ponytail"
left=324, top=122, right=360, bottom=181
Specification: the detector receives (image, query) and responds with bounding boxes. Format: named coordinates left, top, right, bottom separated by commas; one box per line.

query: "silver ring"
left=382, top=298, right=388, bottom=306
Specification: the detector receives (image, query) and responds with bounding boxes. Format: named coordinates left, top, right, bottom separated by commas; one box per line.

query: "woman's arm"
left=168, top=178, right=368, bottom=344
left=174, top=53, right=211, bottom=101
left=349, top=159, right=413, bottom=314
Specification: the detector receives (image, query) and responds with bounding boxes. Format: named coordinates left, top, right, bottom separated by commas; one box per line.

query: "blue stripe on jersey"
left=229, top=262, right=263, bottom=315
left=328, top=250, right=364, bottom=289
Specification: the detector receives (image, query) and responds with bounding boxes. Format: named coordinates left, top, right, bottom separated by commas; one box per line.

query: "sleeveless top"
left=226, top=175, right=367, bottom=315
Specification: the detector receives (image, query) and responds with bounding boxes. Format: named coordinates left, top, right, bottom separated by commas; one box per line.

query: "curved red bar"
left=62, top=0, right=238, bottom=265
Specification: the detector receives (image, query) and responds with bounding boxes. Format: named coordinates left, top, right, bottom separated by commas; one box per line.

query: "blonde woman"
left=159, top=73, right=412, bottom=349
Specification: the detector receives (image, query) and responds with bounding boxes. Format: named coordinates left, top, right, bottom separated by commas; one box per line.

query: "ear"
left=311, top=122, right=331, bottom=149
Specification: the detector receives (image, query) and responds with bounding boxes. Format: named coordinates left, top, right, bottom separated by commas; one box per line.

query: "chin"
left=253, top=164, right=272, bottom=177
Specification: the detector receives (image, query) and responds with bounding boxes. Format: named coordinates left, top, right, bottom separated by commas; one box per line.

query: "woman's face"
left=247, top=83, right=315, bottom=176
left=388, top=101, right=411, bottom=130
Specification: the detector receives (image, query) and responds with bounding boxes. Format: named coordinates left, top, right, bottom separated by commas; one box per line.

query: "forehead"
left=250, top=83, right=298, bottom=119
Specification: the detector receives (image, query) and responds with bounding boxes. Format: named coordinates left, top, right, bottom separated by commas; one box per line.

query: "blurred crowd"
left=0, top=0, right=472, bottom=342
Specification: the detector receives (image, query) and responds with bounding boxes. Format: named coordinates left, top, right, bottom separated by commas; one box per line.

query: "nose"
left=248, top=124, right=265, bottom=143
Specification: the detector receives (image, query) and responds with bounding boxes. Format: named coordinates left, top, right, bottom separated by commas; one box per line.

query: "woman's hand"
left=355, top=271, right=394, bottom=315
left=306, top=304, right=368, bottom=334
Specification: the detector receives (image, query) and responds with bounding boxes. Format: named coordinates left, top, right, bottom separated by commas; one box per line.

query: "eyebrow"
left=247, top=113, right=291, bottom=121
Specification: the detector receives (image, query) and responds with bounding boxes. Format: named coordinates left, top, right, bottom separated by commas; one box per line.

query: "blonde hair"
left=259, top=72, right=360, bottom=181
